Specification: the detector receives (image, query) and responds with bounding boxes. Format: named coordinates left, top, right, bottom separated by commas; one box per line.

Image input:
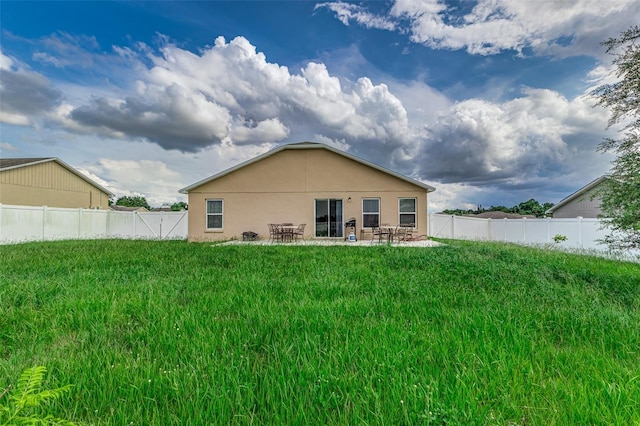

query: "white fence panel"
left=429, top=214, right=610, bottom=250
left=81, top=209, right=109, bottom=238
left=429, top=214, right=454, bottom=239
left=45, top=208, right=87, bottom=241
left=107, top=211, right=136, bottom=237
left=0, top=204, right=188, bottom=244
left=453, top=216, right=488, bottom=240
left=0, top=205, right=45, bottom=242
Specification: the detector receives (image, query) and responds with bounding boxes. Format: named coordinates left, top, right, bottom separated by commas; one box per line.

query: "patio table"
left=279, top=225, right=296, bottom=242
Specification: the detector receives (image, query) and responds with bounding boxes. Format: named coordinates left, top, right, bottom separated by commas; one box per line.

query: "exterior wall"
left=187, top=148, right=428, bottom=242
left=0, top=161, right=110, bottom=209
left=552, top=186, right=603, bottom=218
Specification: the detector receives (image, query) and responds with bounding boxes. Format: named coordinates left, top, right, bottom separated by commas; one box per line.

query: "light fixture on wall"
left=348, top=197, right=352, bottom=202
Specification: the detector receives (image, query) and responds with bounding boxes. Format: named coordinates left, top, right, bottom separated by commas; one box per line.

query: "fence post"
left=577, top=216, right=583, bottom=246
left=451, top=215, right=455, bottom=239
left=487, top=218, right=492, bottom=241
left=106, top=209, right=110, bottom=238
left=42, top=206, right=47, bottom=241
left=78, top=208, right=83, bottom=238
left=504, top=218, right=507, bottom=241
left=522, top=217, right=527, bottom=242
left=546, top=217, right=551, bottom=243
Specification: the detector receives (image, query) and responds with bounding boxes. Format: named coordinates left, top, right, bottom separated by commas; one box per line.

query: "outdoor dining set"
left=265, top=223, right=420, bottom=243
left=370, top=224, right=416, bottom=243
left=268, top=223, right=306, bottom=242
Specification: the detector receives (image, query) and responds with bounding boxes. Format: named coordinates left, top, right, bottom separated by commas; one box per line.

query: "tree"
left=171, top=201, right=188, bottom=211
left=591, top=26, right=640, bottom=250
left=116, top=196, right=151, bottom=210
left=441, top=199, right=552, bottom=217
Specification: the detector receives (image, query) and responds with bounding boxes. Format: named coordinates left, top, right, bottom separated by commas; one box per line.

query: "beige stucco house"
left=546, top=176, right=607, bottom=218
left=179, top=142, right=436, bottom=242
left=0, top=157, right=113, bottom=209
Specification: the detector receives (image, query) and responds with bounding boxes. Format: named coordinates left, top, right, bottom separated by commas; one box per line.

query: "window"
left=206, top=199, right=223, bottom=230
left=362, top=198, right=380, bottom=227
left=399, top=198, right=416, bottom=226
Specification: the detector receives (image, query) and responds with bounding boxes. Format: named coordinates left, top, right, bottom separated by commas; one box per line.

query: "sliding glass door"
left=315, top=199, right=343, bottom=238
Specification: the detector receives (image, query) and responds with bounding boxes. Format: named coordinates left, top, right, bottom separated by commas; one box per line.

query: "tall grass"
left=1, top=239, right=639, bottom=424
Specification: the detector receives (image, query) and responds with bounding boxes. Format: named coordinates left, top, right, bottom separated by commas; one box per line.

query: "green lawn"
left=1, top=239, right=639, bottom=425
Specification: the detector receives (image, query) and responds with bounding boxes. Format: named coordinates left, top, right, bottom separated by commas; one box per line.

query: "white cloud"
left=3, top=29, right=616, bottom=208
left=56, top=36, right=412, bottom=157
left=0, top=51, right=14, bottom=70
left=0, top=142, right=17, bottom=151
left=415, top=87, right=610, bottom=185
left=32, top=32, right=101, bottom=68
left=230, top=118, right=290, bottom=145
left=83, top=158, right=184, bottom=206
left=314, top=2, right=397, bottom=30
left=321, top=0, right=640, bottom=57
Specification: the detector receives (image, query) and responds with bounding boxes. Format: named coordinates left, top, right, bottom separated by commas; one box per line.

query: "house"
left=179, top=142, right=436, bottom=242
left=110, top=205, right=149, bottom=213
left=0, top=157, right=113, bottom=209
left=464, top=212, right=536, bottom=219
left=546, top=176, right=607, bottom=218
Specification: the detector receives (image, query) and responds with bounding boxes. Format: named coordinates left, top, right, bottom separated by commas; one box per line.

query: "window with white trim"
left=206, top=199, right=223, bottom=230
left=362, top=198, right=380, bottom=227
left=399, top=198, right=416, bottom=226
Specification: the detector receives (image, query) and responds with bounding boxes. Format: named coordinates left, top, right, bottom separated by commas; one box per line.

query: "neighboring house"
left=0, top=157, right=113, bottom=209
left=179, top=141, right=436, bottom=242
left=546, top=176, right=607, bottom=218
left=110, top=205, right=149, bottom=212
left=464, top=212, right=536, bottom=219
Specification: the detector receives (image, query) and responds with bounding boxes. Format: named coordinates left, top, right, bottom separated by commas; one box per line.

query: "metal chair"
left=294, top=224, right=306, bottom=241
left=371, top=224, right=390, bottom=243
left=268, top=224, right=281, bottom=242
left=395, top=224, right=414, bottom=242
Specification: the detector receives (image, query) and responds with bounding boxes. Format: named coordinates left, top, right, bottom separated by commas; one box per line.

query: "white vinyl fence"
left=428, top=213, right=608, bottom=250
left=0, top=205, right=620, bottom=252
left=0, top=204, right=188, bottom=244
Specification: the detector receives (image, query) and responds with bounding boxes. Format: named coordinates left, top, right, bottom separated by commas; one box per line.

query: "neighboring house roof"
left=545, top=176, right=607, bottom=214
left=0, top=157, right=115, bottom=197
left=464, top=212, right=536, bottom=219
left=179, top=141, right=436, bottom=193
left=110, top=205, right=148, bottom=212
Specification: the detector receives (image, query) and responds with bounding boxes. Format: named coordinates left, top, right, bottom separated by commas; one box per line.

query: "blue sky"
left=1, top=0, right=636, bottom=210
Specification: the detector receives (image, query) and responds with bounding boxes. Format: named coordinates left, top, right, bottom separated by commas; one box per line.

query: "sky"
left=1, top=0, right=636, bottom=210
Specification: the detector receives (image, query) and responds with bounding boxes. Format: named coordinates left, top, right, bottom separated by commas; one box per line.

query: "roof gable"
left=180, top=142, right=435, bottom=193
left=546, top=176, right=607, bottom=214
left=0, top=157, right=114, bottom=197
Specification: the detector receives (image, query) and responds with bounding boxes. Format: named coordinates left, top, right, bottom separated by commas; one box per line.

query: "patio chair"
left=395, top=224, right=414, bottom=242
left=371, top=224, right=390, bottom=243
left=293, top=224, right=306, bottom=241
left=268, top=224, right=281, bottom=242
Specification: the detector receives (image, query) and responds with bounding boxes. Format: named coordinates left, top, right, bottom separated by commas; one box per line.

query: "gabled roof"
left=545, top=176, right=607, bottom=214
left=179, top=141, right=436, bottom=193
left=0, top=157, right=115, bottom=197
